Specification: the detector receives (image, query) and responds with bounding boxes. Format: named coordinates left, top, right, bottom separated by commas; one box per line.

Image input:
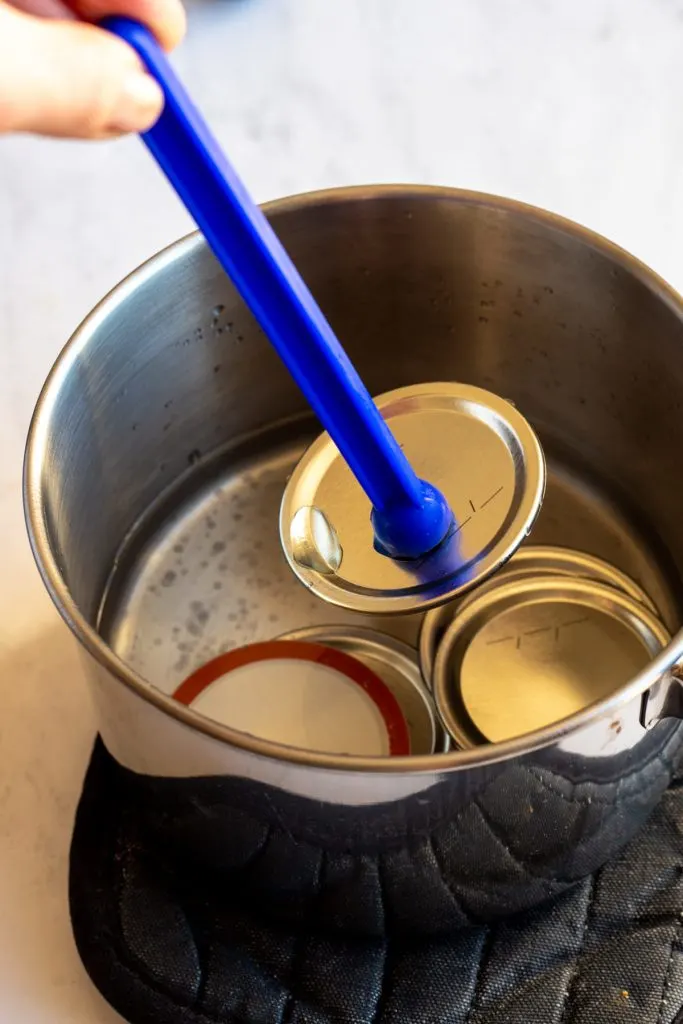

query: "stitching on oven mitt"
left=106, top=723, right=681, bottom=933
left=71, top=738, right=683, bottom=1024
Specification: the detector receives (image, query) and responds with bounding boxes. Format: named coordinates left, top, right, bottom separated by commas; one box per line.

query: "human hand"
left=0, top=0, right=185, bottom=138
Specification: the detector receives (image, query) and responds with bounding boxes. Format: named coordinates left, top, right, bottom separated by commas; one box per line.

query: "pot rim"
left=23, top=183, right=683, bottom=775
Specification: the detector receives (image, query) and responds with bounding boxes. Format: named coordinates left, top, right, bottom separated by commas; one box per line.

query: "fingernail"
left=109, top=72, right=164, bottom=134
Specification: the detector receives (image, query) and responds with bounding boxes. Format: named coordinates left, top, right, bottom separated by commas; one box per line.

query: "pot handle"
left=640, top=663, right=683, bottom=727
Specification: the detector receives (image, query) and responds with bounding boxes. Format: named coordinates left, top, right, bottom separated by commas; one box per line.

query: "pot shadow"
left=0, top=623, right=124, bottom=1023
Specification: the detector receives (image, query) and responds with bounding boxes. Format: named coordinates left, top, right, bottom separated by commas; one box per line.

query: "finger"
left=0, top=4, right=164, bottom=138
left=9, top=0, right=186, bottom=50
left=66, top=0, right=185, bottom=50
left=12, top=0, right=74, bottom=18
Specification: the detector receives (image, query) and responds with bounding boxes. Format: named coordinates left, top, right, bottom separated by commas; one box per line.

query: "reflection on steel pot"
left=24, top=187, right=683, bottom=931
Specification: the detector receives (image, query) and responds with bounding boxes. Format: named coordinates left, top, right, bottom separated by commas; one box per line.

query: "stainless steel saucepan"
left=24, top=186, right=683, bottom=930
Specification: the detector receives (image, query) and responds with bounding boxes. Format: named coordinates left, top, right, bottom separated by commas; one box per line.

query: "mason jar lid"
left=278, top=625, right=449, bottom=754
left=431, top=575, right=669, bottom=748
left=173, top=639, right=411, bottom=756
left=279, top=382, right=546, bottom=615
left=419, top=545, right=657, bottom=687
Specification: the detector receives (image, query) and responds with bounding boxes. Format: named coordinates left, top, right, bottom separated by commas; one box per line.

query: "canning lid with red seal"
left=173, top=639, right=411, bottom=756
left=277, top=625, right=450, bottom=755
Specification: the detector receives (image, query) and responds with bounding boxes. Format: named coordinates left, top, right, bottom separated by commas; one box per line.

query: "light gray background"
left=1, top=0, right=683, bottom=1019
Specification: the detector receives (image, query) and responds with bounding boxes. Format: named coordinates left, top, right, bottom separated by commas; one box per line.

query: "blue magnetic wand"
left=101, top=17, right=453, bottom=561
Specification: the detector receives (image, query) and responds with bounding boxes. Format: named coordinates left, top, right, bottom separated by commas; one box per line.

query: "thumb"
left=0, top=4, right=164, bottom=138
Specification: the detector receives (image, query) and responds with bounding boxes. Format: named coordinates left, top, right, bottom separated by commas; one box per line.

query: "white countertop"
left=2, top=0, right=683, bottom=1019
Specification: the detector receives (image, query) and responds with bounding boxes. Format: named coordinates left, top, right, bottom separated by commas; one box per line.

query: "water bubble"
left=190, top=600, right=209, bottom=625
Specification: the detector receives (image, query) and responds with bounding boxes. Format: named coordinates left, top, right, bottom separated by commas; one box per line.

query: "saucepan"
left=24, top=186, right=683, bottom=930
